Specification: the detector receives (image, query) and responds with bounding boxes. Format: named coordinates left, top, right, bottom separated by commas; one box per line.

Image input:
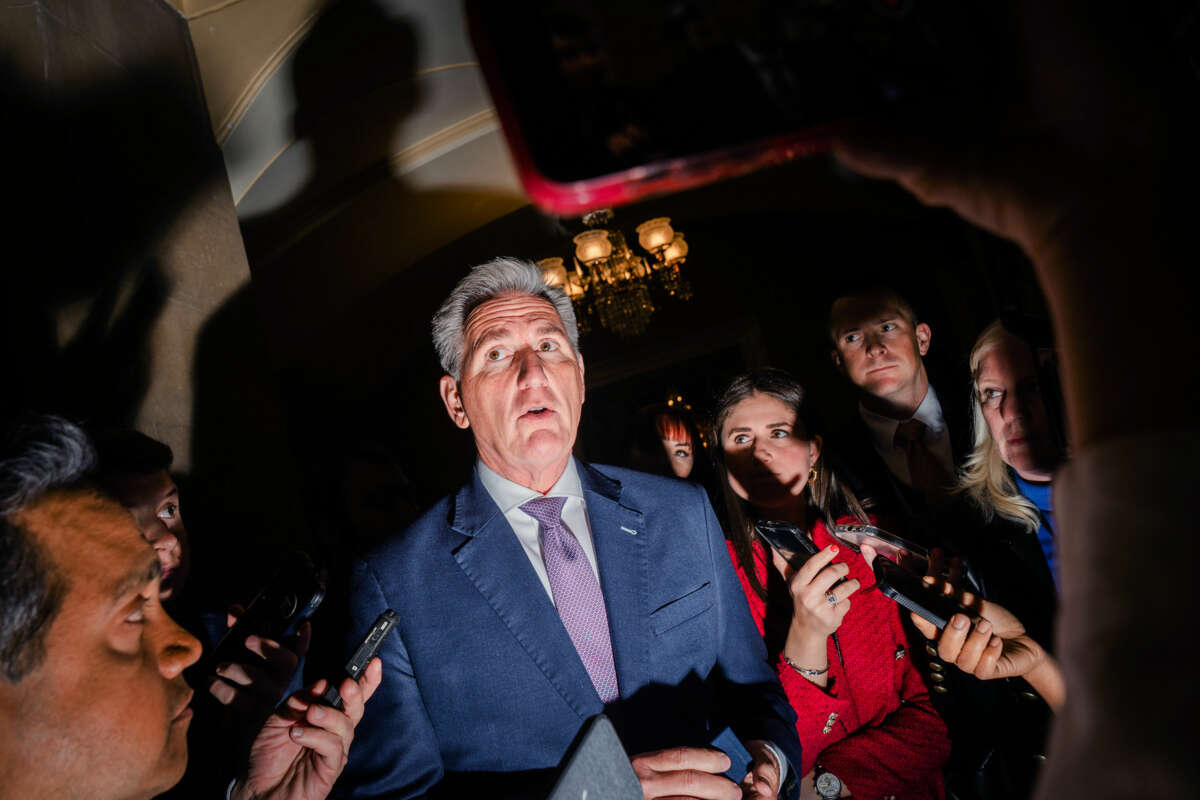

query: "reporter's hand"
left=909, top=566, right=1046, bottom=684
left=773, top=544, right=860, bottom=640
left=231, top=657, right=382, bottom=800
left=209, top=608, right=309, bottom=721
left=631, top=746, right=741, bottom=800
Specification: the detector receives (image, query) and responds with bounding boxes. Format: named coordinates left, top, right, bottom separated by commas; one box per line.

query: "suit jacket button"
left=930, top=672, right=945, bottom=683
left=925, top=644, right=938, bottom=657
left=929, top=661, right=944, bottom=673
left=933, top=685, right=949, bottom=694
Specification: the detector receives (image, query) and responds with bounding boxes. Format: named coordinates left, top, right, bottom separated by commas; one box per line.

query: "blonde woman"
left=951, top=320, right=1062, bottom=649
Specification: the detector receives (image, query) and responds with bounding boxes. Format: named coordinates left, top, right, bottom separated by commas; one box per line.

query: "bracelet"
left=783, top=655, right=829, bottom=677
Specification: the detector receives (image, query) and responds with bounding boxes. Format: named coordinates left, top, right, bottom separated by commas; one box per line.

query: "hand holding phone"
left=191, top=551, right=325, bottom=691
left=317, top=610, right=398, bottom=710
left=771, top=540, right=861, bottom=643
left=232, top=657, right=384, bottom=800
left=872, top=555, right=962, bottom=630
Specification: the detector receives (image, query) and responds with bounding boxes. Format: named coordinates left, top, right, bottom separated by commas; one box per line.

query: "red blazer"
left=727, top=517, right=950, bottom=799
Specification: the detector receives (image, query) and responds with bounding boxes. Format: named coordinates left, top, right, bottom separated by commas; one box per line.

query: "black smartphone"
left=873, top=555, right=961, bottom=630
left=316, top=609, right=398, bottom=710
left=191, top=551, right=325, bottom=684
left=754, top=519, right=820, bottom=568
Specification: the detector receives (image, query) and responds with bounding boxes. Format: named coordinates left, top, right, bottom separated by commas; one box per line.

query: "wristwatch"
left=815, top=770, right=842, bottom=800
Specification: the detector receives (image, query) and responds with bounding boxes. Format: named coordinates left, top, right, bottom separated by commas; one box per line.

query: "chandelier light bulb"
left=573, top=230, right=613, bottom=264
left=636, top=217, right=675, bottom=252
left=662, top=233, right=688, bottom=264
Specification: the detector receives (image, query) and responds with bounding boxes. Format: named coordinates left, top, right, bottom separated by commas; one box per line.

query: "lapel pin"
left=620, top=526, right=638, bottom=536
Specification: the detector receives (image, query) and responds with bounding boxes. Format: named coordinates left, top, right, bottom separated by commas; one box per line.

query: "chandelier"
left=538, top=208, right=691, bottom=339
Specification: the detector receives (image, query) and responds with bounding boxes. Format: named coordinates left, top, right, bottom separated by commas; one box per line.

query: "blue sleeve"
left=334, top=560, right=443, bottom=799
left=702, top=486, right=803, bottom=800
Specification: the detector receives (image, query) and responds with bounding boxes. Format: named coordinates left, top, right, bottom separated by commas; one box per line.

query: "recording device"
left=872, top=555, right=961, bottom=630
left=191, top=551, right=325, bottom=684
left=832, top=523, right=929, bottom=574
left=316, top=609, right=398, bottom=710
left=754, top=519, right=820, bottom=568
left=467, top=0, right=1015, bottom=214
left=708, top=727, right=753, bottom=784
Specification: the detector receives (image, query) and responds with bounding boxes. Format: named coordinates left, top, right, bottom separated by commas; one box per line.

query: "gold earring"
left=808, top=466, right=818, bottom=485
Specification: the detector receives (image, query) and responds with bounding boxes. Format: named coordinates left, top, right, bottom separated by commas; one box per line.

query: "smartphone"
left=873, top=555, right=961, bottom=630
left=316, top=609, right=398, bottom=710
left=754, top=519, right=820, bottom=568
left=832, top=523, right=928, bottom=575
left=466, top=1, right=1016, bottom=214
left=191, top=551, right=325, bottom=683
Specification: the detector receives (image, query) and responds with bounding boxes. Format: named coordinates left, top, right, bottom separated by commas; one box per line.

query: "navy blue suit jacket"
left=337, top=460, right=802, bottom=798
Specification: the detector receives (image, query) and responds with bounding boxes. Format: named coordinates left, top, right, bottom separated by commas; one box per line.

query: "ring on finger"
left=825, top=591, right=838, bottom=607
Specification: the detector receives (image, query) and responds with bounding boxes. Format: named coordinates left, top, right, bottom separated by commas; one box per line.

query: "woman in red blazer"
left=713, top=369, right=950, bottom=799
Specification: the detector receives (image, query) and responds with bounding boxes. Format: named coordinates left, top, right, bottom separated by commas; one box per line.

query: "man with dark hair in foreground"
left=0, top=416, right=380, bottom=800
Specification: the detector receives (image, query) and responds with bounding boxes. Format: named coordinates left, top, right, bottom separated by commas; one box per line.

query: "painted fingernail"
left=830, top=545, right=838, bottom=554
left=290, top=726, right=304, bottom=740
left=953, top=616, right=968, bottom=630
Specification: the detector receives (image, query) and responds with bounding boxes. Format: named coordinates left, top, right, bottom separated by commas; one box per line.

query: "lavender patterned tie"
left=520, top=496, right=619, bottom=703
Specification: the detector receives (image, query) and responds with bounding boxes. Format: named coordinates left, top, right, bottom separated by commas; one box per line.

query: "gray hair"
left=1, top=415, right=96, bottom=682
left=432, top=257, right=580, bottom=379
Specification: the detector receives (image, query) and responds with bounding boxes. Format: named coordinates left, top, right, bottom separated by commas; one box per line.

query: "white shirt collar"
left=476, top=457, right=585, bottom=514
left=859, top=384, right=947, bottom=451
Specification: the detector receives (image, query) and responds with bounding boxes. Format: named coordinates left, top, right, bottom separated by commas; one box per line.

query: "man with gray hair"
left=0, top=416, right=380, bottom=800
left=340, top=258, right=804, bottom=799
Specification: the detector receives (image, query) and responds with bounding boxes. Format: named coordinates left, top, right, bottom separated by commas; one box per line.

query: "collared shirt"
left=859, top=385, right=955, bottom=487
left=477, top=457, right=599, bottom=604
left=477, top=457, right=790, bottom=789
left=1013, top=473, right=1059, bottom=590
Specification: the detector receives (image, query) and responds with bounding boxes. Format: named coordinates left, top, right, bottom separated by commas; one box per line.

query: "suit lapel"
left=578, top=462, right=649, bottom=700
left=448, top=471, right=600, bottom=718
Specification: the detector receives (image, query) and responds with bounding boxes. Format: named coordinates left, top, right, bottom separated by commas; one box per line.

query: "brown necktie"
left=894, top=419, right=952, bottom=505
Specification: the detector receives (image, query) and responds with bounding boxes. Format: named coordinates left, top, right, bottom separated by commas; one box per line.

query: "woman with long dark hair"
left=713, top=369, right=949, bottom=799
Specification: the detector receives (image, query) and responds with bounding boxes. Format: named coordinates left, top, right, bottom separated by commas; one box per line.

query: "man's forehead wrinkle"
left=466, top=303, right=566, bottom=351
